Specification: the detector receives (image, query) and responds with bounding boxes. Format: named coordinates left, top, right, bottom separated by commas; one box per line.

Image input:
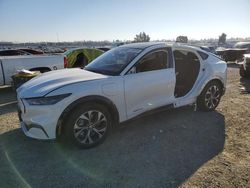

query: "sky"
left=0, top=0, right=249, bottom=42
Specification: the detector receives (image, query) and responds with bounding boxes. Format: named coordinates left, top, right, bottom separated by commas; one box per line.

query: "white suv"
left=17, top=42, right=227, bottom=148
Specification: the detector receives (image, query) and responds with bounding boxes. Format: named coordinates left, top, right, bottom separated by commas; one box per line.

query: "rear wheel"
left=197, top=81, right=222, bottom=111
left=63, top=103, right=111, bottom=148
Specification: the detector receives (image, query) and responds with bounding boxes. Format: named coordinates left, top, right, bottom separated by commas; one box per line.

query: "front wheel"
left=197, top=81, right=223, bottom=111
left=63, top=103, right=111, bottom=148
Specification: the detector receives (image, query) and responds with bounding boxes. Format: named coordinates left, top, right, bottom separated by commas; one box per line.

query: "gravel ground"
left=0, top=65, right=249, bottom=188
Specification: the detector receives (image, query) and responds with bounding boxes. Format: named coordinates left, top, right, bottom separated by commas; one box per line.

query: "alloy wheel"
left=73, top=110, right=107, bottom=144
left=204, top=85, right=221, bottom=109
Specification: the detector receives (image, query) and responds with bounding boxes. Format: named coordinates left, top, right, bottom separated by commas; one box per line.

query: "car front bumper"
left=20, top=121, right=50, bottom=139
left=17, top=95, right=64, bottom=140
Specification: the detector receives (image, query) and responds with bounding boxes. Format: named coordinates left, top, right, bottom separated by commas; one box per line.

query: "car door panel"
left=124, top=68, right=176, bottom=119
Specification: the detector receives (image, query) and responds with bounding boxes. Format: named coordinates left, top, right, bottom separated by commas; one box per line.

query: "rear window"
left=197, top=51, right=209, bottom=60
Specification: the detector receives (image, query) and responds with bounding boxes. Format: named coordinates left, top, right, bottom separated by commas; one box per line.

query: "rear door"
left=172, top=47, right=204, bottom=107
left=124, top=49, right=176, bottom=119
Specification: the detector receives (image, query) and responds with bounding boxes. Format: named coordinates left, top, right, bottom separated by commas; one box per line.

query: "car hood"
left=17, top=68, right=108, bottom=98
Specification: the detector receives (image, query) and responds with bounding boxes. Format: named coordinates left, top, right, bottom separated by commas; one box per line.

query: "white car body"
left=0, top=54, right=65, bottom=86
left=17, top=42, right=227, bottom=140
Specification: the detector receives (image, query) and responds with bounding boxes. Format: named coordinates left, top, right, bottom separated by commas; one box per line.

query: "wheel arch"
left=56, top=95, right=119, bottom=138
left=199, top=78, right=225, bottom=97
left=29, top=67, right=51, bottom=73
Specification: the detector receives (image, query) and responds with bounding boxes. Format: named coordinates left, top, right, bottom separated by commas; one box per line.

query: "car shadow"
left=240, top=77, right=250, bottom=94
left=0, top=106, right=225, bottom=188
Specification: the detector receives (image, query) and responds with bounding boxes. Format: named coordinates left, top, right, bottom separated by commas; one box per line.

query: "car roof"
left=118, top=42, right=205, bottom=52
left=119, top=42, right=167, bottom=49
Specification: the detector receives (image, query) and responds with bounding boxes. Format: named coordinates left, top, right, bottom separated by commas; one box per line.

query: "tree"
left=218, top=33, right=227, bottom=45
left=134, top=32, right=150, bottom=42
left=176, top=36, right=188, bottom=43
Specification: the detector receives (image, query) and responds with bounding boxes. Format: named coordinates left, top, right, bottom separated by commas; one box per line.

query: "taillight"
left=64, top=56, right=68, bottom=68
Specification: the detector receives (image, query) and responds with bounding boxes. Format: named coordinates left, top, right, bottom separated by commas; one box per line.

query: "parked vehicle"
left=17, top=42, right=227, bottom=148
left=239, top=54, right=250, bottom=78
left=97, top=47, right=110, bottom=52
left=42, top=47, right=65, bottom=53
left=216, top=48, right=247, bottom=62
left=18, top=48, right=44, bottom=55
left=64, top=48, right=104, bottom=68
left=216, top=42, right=250, bottom=62
left=0, top=49, right=31, bottom=56
left=0, top=54, right=66, bottom=86
left=234, top=42, right=250, bottom=54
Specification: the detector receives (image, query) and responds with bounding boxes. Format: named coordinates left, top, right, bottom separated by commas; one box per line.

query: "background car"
left=234, top=42, right=250, bottom=54
left=216, top=42, right=250, bottom=62
left=64, top=48, right=104, bottom=68
left=18, top=48, right=44, bottom=55
left=0, top=49, right=31, bottom=56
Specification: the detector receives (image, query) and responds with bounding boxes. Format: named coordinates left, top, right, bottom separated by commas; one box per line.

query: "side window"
left=174, top=50, right=200, bottom=63
left=197, top=51, right=209, bottom=60
left=135, top=51, right=168, bottom=73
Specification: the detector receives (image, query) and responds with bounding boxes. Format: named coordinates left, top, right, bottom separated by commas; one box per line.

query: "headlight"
left=25, top=93, right=71, bottom=105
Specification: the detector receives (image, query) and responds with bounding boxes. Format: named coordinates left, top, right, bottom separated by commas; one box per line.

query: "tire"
left=197, top=81, right=223, bottom=111
left=63, top=103, right=111, bottom=149
left=239, top=65, right=247, bottom=78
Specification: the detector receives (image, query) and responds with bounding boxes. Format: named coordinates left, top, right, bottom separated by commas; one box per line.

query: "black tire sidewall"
left=63, top=103, right=111, bottom=148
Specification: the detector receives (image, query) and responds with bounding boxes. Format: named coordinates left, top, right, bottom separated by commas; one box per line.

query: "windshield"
left=85, top=47, right=142, bottom=75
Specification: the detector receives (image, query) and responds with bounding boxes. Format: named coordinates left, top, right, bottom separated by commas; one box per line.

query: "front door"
left=124, top=50, right=176, bottom=119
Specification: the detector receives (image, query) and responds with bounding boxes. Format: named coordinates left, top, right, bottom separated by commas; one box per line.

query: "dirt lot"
left=0, top=65, right=249, bottom=188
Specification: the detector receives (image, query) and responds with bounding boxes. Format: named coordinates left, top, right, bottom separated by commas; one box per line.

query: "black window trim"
left=197, top=50, right=209, bottom=60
